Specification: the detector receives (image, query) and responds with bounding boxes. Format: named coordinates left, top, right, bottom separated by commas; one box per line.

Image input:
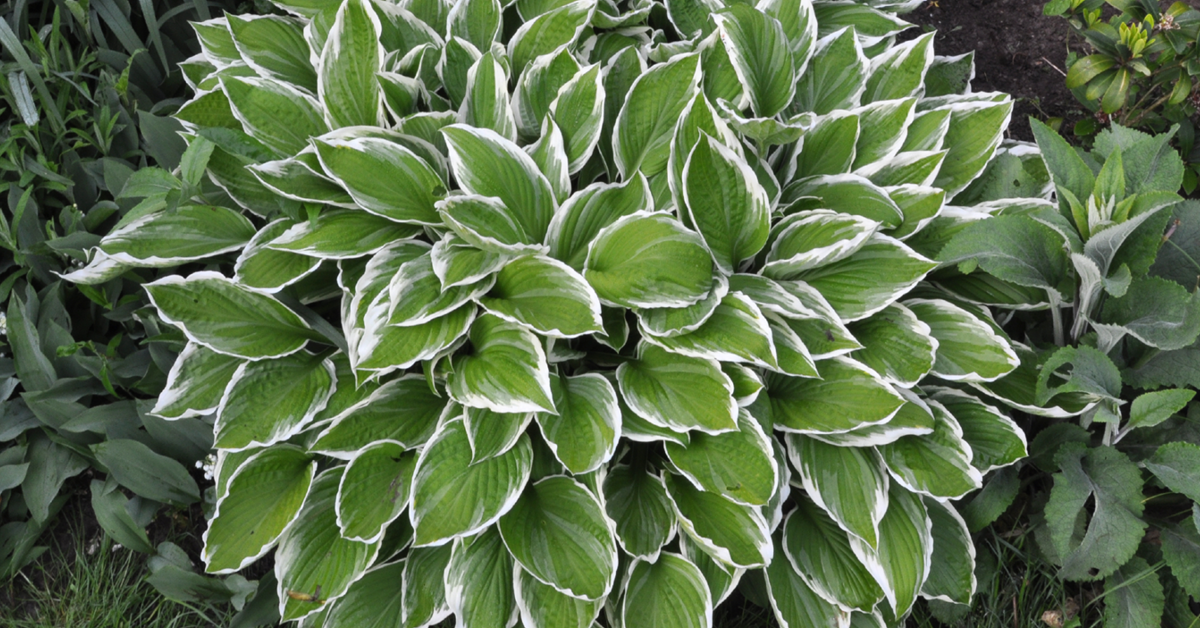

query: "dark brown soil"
left=905, top=0, right=1088, bottom=141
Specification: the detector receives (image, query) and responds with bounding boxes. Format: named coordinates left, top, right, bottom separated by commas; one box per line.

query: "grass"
left=0, top=507, right=237, bottom=628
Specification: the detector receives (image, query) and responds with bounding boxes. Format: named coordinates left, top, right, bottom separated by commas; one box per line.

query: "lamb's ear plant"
left=77, top=0, right=1034, bottom=624
left=935, top=119, right=1200, bottom=626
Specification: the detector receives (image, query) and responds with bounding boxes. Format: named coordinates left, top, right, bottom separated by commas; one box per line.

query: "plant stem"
left=1049, top=292, right=1065, bottom=347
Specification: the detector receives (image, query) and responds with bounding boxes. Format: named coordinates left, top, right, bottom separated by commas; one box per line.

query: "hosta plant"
left=935, top=120, right=1200, bottom=626
left=71, top=0, right=1036, bottom=624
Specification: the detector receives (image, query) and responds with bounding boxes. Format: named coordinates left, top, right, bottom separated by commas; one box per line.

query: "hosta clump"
left=69, top=0, right=1030, bottom=624
left=934, top=120, right=1200, bottom=625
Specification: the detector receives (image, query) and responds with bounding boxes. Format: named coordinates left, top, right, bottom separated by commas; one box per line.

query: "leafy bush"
left=88, top=0, right=1036, bottom=624
left=0, top=0, right=258, bottom=611
left=937, top=119, right=1200, bottom=626
left=1045, top=0, right=1200, bottom=190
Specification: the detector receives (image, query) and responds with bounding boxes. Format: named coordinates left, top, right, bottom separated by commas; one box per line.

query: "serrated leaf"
left=410, top=418, right=532, bottom=546
left=204, top=446, right=315, bottom=574
left=499, top=475, right=617, bottom=600
left=1045, top=443, right=1146, bottom=581
left=1145, top=442, right=1200, bottom=503
left=1035, top=345, right=1123, bottom=406
left=1103, top=557, right=1165, bottom=628
left=145, top=272, right=317, bottom=360
left=937, top=214, right=1071, bottom=301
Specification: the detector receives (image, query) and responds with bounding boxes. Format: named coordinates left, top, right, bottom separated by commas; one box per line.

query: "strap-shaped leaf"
left=152, top=342, right=242, bottom=419
left=315, top=137, right=445, bottom=225
left=793, top=27, right=867, bottom=115
left=547, top=176, right=652, bottom=270
left=877, top=399, right=982, bottom=500
left=447, top=314, right=555, bottom=413
left=783, top=494, right=886, bottom=612
left=762, top=210, right=877, bottom=279
left=310, top=376, right=447, bottom=457
left=552, top=64, right=606, bottom=173
left=905, top=298, right=1018, bottom=382
left=847, top=483, right=931, bottom=617
left=268, top=209, right=421, bottom=259
left=920, top=497, right=975, bottom=605
left=318, top=0, right=383, bottom=128
left=411, top=418, right=532, bottom=546
left=767, top=357, right=904, bottom=434
left=713, top=5, right=795, bottom=118
left=100, top=204, right=255, bottom=266
left=603, top=465, right=676, bottom=561
left=617, top=343, right=738, bottom=434
left=443, top=124, right=558, bottom=242
left=499, top=475, right=618, bottom=600
left=584, top=211, right=714, bottom=309
left=928, top=387, right=1026, bottom=473
left=613, top=52, right=701, bottom=178
left=682, top=134, right=770, bottom=273
left=786, top=433, right=887, bottom=548
left=846, top=302, right=936, bottom=388
left=214, top=351, right=335, bottom=450
left=797, top=234, right=936, bottom=322
left=515, top=564, right=603, bottom=628
left=145, top=272, right=317, bottom=360
left=203, top=445, right=315, bottom=574
left=666, top=410, right=777, bottom=506
left=621, top=554, right=713, bottom=628
left=765, top=530, right=852, bottom=628
left=664, top=474, right=772, bottom=569
left=508, top=0, right=593, bottom=73
left=276, top=468, right=380, bottom=621
left=461, top=51, right=517, bottom=141
left=335, top=441, right=417, bottom=543
left=478, top=255, right=603, bottom=337
left=536, top=372, right=620, bottom=474
left=444, top=526, right=518, bottom=628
